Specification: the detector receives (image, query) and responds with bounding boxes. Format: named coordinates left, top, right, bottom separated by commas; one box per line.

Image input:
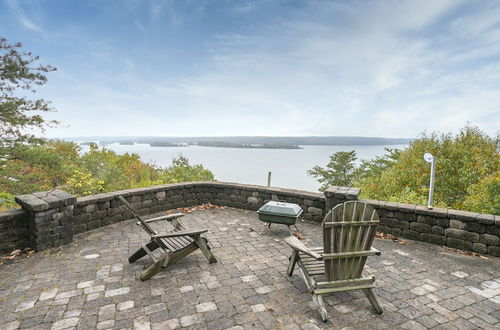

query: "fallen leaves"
left=443, top=246, right=489, bottom=259
left=166, top=203, right=226, bottom=214
left=293, top=231, right=304, bottom=240
left=375, top=231, right=407, bottom=245
left=0, top=248, right=35, bottom=264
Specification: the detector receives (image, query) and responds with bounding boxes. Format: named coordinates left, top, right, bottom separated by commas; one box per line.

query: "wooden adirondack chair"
left=118, top=196, right=217, bottom=281
left=285, top=201, right=383, bottom=321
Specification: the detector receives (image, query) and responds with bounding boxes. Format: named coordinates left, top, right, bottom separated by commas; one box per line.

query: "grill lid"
left=257, top=201, right=303, bottom=217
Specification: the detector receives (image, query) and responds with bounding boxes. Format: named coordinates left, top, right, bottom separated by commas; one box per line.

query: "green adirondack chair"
left=119, top=196, right=217, bottom=281
left=285, top=201, right=383, bottom=321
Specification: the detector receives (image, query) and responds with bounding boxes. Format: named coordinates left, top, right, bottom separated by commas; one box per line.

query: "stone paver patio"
left=0, top=208, right=498, bottom=329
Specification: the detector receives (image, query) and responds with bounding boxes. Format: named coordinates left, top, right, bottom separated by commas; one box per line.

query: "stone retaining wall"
left=362, top=199, right=500, bottom=257
left=0, top=209, right=29, bottom=253
left=2, top=182, right=498, bottom=257
left=72, top=182, right=327, bottom=234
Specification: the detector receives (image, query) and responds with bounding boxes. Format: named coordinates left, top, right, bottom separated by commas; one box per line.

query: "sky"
left=1, top=0, right=499, bottom=138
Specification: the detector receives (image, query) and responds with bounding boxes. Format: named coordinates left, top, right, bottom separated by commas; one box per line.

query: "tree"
left=462, top=171, right=500, bottom=215
left=355, top=125, right=499, bottom=213
left=162, top=154, right=215, bottom=183
left=308, top=126, right=498, bottom=214
left=0, top=37, right=57, bottom=145
left=0, top=37, right=58, bottom=198
left=308, top=151, right=359, bottom=191
left=79, top=144, right=162, bottom=192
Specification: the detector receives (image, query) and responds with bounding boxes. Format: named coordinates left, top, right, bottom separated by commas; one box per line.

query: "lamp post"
left=424, top=153, right=436, bottom=209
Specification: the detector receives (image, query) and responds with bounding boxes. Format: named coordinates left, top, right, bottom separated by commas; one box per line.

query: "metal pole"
left=428, top=156, right=436, bottom=208
left=267, top=171, right=272, bottom=187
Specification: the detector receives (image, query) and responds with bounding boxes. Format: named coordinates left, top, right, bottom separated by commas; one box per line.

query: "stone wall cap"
left=476, top=213, right=495, bottom=225
left=205, top=181, right=323, bottom=199
left=125, top=187, right=150, bottom=195
left=92, top=193, right=115, bottom=201
left=76, top=193, right=114, bottom=206
left=16, top=190, right=77, bottom=211
left=383, top=201, right=399, bottom=210
left=51, top=190, right=76, bottom=200
left=415, top=205, right=448, bottom=217
left=107, top=190, right=133, bottom=197
left=15, top=194, right=49, bottom=211
left=358, top=199, right=379, bottom=206
left=448, top=209, right=480, bottom=221
left=396, top=203, right=417, bottom=213
left=324, top=186, right=361, bottom=199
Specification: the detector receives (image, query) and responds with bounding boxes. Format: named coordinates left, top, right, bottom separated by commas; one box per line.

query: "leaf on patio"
left=1, top=248, right=36, bottom=261
left=375, top=231, right=407, bottom=244
left=174, top=203, right=226, bottom=214
left=443, top=246, right=488, bottom=259
left=293, top=231, right=304, bottom=240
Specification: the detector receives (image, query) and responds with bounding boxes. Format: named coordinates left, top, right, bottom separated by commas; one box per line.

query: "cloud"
left=6, top=0, right=44, bottom=33
left=36, top=0, right=500, bottom=138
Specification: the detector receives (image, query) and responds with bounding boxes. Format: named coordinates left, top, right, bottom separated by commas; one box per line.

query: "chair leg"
left=194, top=236, right=217, bottom=264
left=287, top=249, right=299, bottom=276
left=363, top=288, right=383, bottom=314
left=312, top=294, right=328, bottom=322
left=140, top=253, right=168, bottom=281
left=129, top=240, right=159, bottom=263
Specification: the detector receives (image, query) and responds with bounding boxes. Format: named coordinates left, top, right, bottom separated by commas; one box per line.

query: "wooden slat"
left=316, top=276, right=375, bottom=289
left=322, top=248, right=380, bottom=259
left=166, top=220, right=195, bottom=250
left=286, top=237, right=323, bottom=260
left=303, top=262, right=325, bottom=270
left=314, top=282, right=374, bottom=295
left=307, top=270, right=325, bottom=276
left=323, top=221, right=379, bottom=228
left=159, top=238, right=179, bottom=252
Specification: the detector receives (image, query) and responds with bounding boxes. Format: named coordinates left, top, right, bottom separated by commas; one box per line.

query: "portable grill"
left=257, top=201, right=303, bottom=231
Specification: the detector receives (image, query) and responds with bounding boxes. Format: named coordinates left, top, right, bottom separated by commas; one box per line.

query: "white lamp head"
left=424, top=153, right=434, bottom=163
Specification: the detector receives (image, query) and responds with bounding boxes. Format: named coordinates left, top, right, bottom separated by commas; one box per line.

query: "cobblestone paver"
left=0, top=208, right=498, bottom=329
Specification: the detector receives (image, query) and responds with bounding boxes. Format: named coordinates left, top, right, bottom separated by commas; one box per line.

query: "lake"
left=80, top=144, right=407, bottom=192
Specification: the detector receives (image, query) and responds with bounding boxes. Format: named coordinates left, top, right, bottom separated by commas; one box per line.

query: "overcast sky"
left=1, top=0, right=499, bottom=138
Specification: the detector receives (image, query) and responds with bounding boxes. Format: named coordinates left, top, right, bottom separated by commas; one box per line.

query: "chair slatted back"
left=119, top=196, right=157, bottom=236
left=322, top=201, right=379, bottom=281
left=118, top=196, right=191, bottom=252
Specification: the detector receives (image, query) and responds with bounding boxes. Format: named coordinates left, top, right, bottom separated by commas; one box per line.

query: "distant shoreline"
left=62, top=135, right=411, bottom=149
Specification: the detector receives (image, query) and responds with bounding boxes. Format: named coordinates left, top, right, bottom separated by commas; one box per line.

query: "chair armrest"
left=144, top=213, right=184, bottom=223
left=152, top=229, right=208, bottom=238
left=284, top=236, right=323, bottom=260
left=322, top=247, right=381, bottom=259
